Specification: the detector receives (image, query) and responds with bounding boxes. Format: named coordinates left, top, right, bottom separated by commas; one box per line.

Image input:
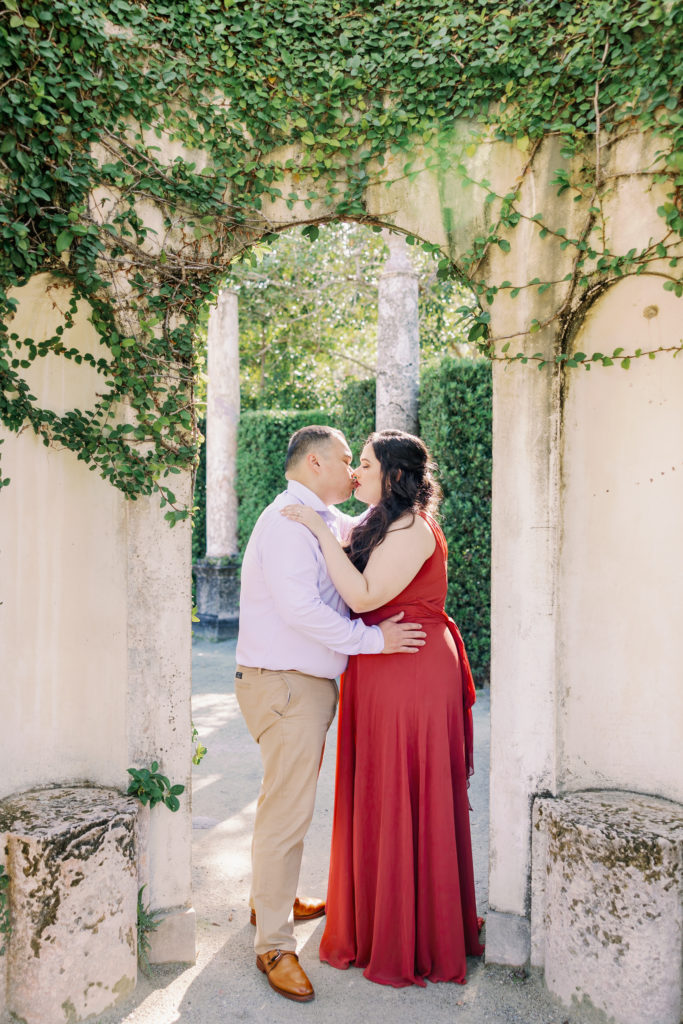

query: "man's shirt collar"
left=286, top=480, right=333, bottom=516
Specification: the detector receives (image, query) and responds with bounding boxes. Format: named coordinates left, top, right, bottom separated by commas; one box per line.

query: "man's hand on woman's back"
left=378, top=611, right=426, bottom=654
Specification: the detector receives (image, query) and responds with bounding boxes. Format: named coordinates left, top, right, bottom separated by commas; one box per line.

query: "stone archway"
left=2, top=106, right=682, bottom=1024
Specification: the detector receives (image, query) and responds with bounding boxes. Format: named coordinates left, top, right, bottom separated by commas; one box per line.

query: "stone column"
left=193, top=288, right=241, bottom=640
left=127, top=475, right=196, bottom=965
left=376, top=231, right=419, bottom=433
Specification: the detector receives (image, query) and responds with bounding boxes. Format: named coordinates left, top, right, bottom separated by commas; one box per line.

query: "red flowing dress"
left=319, top=514, right=484, bottom=987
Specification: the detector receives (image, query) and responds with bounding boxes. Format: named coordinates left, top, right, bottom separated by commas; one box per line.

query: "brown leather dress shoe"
left=256, top=949, right=314, bottom=1002
left=250, top=897, right=326, bottom=927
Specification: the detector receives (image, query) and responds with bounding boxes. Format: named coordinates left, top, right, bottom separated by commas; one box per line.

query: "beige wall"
left=559, top=281, right=683, bottom=801
left=0, top=275, right=194, bottom=962
left=0, top=276, right=128, bottom=794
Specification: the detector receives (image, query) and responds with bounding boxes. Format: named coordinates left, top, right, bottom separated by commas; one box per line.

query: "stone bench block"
left=531, top=790, right=683, bottom=1024
left=192, top=559, right=240, bottom=641
left=0, top=786, right=139, bottom=1024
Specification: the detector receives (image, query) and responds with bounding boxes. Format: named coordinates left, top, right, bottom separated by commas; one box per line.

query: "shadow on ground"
left=30, top=638, right=590, bottom=1024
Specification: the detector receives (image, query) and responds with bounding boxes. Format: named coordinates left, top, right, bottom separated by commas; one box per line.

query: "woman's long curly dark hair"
left=345, top=430, right=442, bottom=572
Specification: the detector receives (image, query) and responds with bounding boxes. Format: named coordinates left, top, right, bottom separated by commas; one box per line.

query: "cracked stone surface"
left=0, top=787, right=138, bottom=1024
left=532, top=790, right=683, bottom=1024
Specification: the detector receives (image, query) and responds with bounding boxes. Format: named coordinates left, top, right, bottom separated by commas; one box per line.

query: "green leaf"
left=55, top=230, right=73, bottom=253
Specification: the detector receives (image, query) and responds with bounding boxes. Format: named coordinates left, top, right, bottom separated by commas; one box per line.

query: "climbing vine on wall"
left=0, top=0, right=681, bottom=512
left=0, top=863, right=10, bottom=954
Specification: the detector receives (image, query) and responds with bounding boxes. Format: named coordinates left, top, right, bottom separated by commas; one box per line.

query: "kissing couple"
left=235, top=423, right=483, bottom=1002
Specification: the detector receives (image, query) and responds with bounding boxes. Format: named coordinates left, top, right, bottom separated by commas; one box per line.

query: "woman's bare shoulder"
left=385, top=512, right=435, bottom=549
left=386, top=511, right=429, bottom=532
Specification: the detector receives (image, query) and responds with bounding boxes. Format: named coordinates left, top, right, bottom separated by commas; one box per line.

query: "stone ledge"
left=484, top=910, right=531, bottom=967
left=148, top=906, right=196, bottom=965
left=0, top=786, right=138, bottom=1024
left=192, top=611, right=239, bottom=641
left=193, top=559, right=240, bottom=642
left=531, top=789, right=683, bottom=1024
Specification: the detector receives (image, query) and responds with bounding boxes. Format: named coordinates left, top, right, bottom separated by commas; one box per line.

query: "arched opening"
left=190, top=215, right=494, bottom=997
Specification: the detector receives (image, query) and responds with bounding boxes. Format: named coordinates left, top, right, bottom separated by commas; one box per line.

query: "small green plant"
left=126, top=762, right=185, bottom=811
left=191, top=723, right=207, bottom=767
left=0, top=864, right=11, bottom=955
left=136, top=885, right=161, bottom=977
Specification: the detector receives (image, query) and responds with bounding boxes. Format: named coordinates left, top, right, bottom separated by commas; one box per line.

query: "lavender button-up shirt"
left=236, top=480, right=384, bottom=677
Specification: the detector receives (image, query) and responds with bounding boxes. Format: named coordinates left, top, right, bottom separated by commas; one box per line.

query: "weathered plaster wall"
left=559, top=281, right=683, bottom=801
left=479, top=138, right=591, bottom=962
left=0, top=274, right=195, bottom=967
left=0, top=276, right=128, bottom=792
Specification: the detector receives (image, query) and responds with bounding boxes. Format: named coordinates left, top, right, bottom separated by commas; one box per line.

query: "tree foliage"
left=235, top=407, right=335, bottom=552
left=1, top=0, right=680, bottom=512
left=420, top=359, right=492, bottom=684
left=205, top=222, right=477, bottom=412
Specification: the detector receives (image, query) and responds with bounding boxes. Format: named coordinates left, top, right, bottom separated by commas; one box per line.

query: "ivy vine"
left=126, top=761, right=185, bottom=811
left=0, top=0, right=680, bottom=514
left=0, top=863, right=10, bottom=955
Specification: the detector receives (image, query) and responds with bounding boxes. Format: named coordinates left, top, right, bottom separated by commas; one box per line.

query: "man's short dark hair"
left=285, top=424, right=345, bottom=471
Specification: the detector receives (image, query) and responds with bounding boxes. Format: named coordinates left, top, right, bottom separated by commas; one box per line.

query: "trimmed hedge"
left=335, top=377, right=376, bottom=516
left=420, top=359, right=492, bottom=685
left=233, top=385, right=377, bottom=543
left=235, top=408, right=336, bottom=552
left=337, top=377, right=376, bottom=462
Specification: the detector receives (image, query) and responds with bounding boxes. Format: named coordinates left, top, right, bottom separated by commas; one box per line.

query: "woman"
left=281, top=429, right=484, bottom=987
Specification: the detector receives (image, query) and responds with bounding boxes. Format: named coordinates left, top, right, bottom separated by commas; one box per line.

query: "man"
left=235, top=424, right=425, bottom=1003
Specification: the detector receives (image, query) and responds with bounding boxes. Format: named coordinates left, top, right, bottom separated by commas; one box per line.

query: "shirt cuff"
left=360, top=623, right=384, bottom=654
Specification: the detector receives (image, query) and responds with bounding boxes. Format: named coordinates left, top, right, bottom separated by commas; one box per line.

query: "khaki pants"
left=235, top=665, right=338, bottom=954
